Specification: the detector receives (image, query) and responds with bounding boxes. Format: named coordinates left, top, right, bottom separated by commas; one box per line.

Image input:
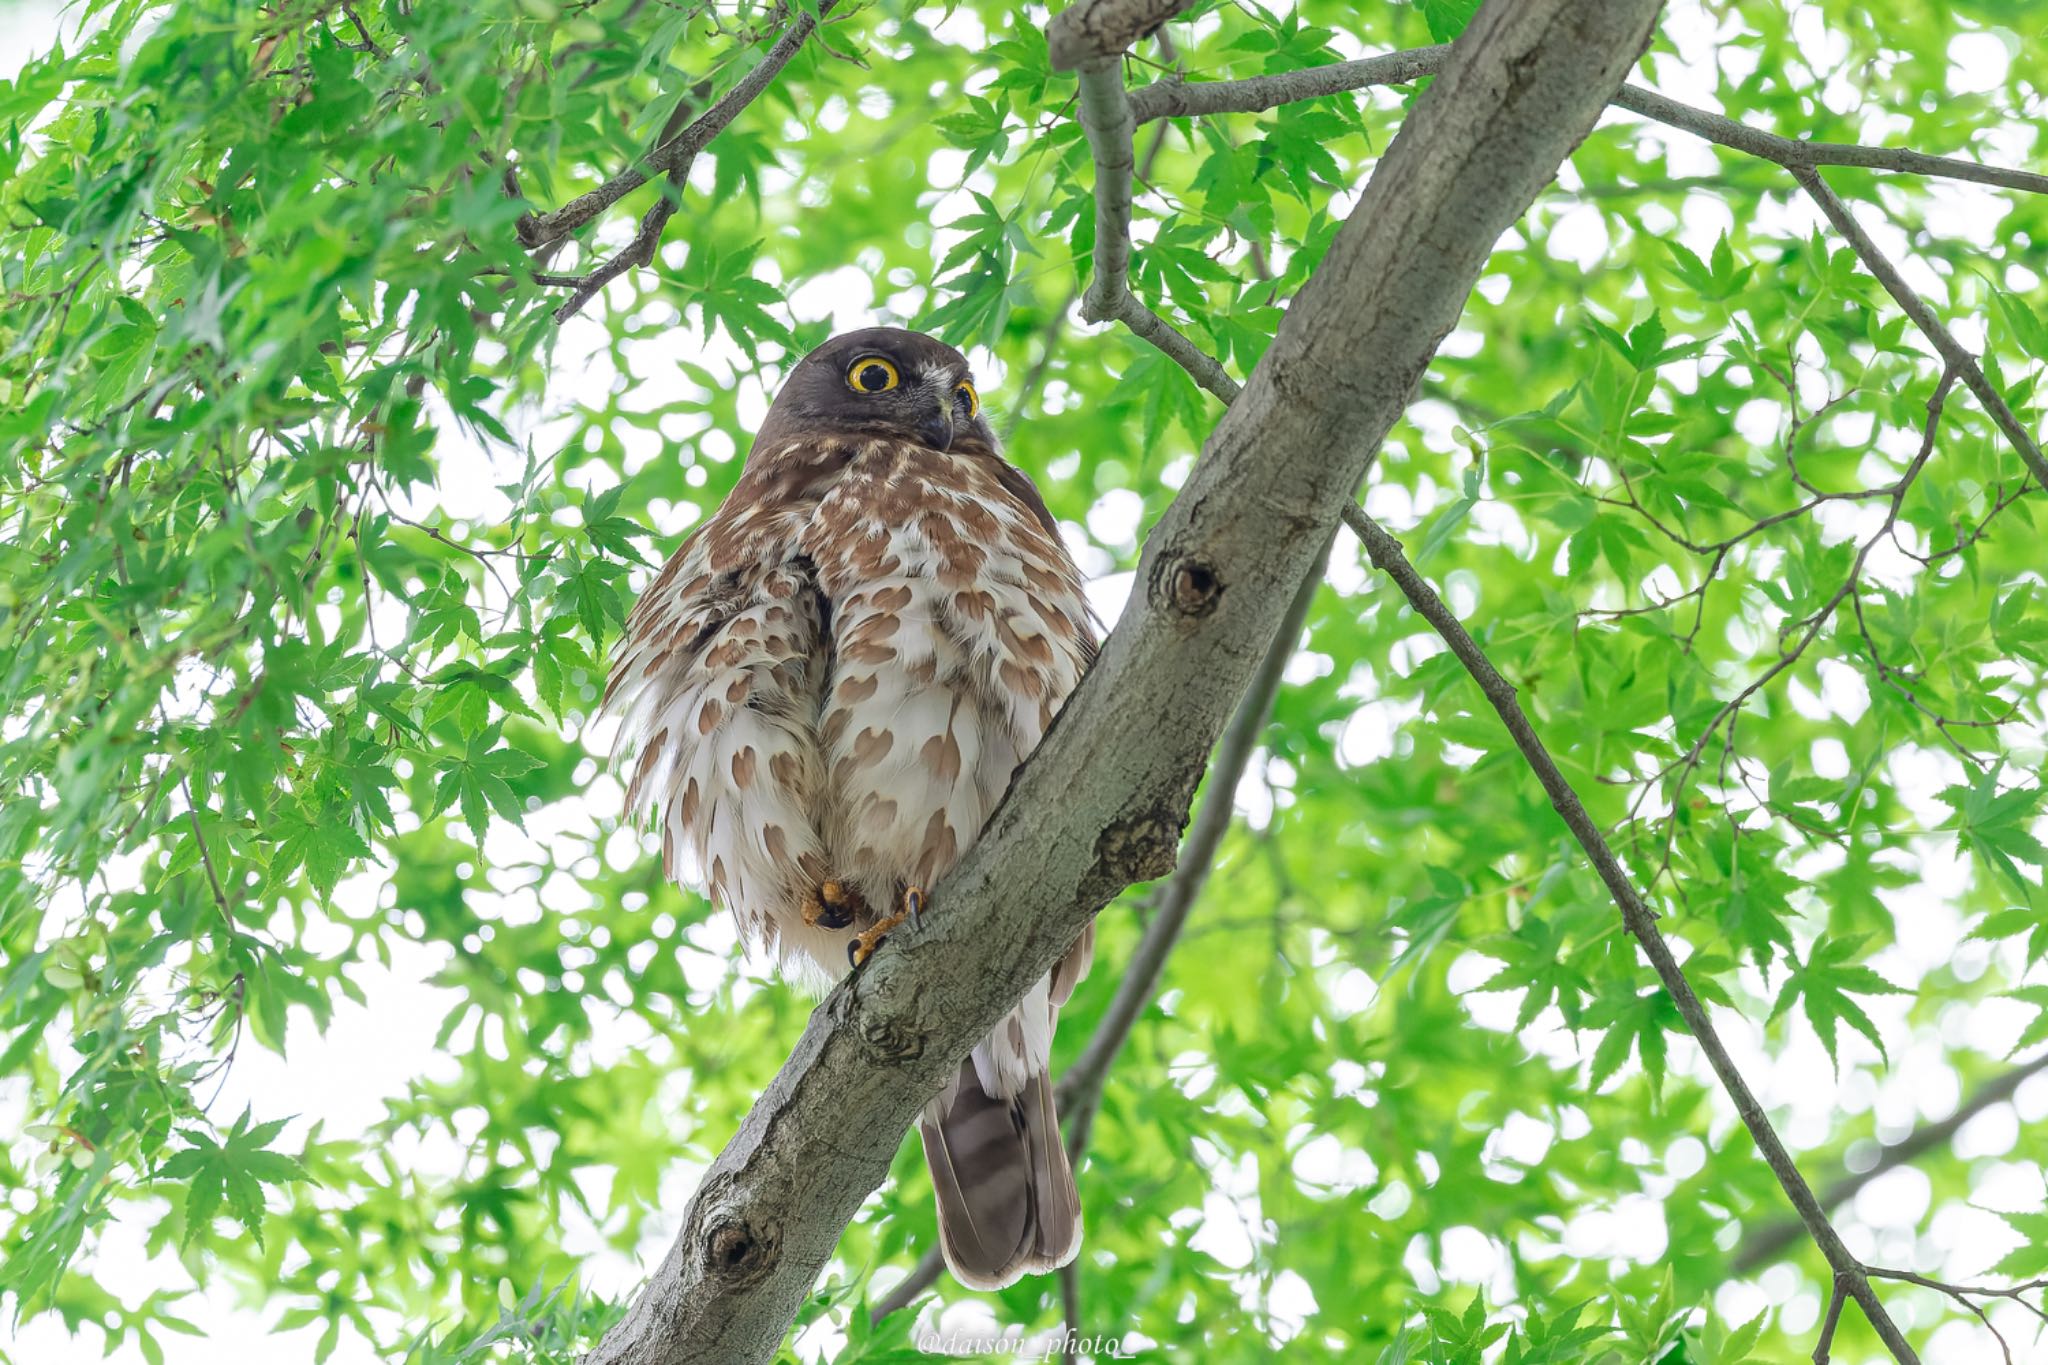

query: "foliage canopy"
left=1, top=0, right=2045, bottom=1362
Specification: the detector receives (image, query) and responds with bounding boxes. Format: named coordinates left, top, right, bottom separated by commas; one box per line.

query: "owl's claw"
left=846, top=886, right=925, bottom=969
left=803, top=878, right=865, bottom=930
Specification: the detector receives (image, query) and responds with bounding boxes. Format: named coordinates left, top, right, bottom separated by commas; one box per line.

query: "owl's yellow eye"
left=846, top=356, right=900, bottom=393
left=954, top=380, right=980, bottom=418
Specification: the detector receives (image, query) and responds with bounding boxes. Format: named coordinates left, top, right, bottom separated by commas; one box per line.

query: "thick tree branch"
left=1733, top=1051, right=2048, bottom=1275
left=1341, top=503, right=1921, bottom=1364
left=583, top=0, right=1661, bottom=1358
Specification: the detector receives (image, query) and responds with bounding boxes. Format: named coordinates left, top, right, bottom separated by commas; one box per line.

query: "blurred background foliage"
left=1, top=0, right=2045, bottom=1362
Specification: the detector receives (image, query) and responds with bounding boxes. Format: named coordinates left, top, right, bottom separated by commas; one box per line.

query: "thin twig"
left=181, top=777, right=236, bottom=934
left=1057, top=1260, right=1082, bottom=1363
left=869, top=1245, right=945, bottom=1322
left=1791, top=166, right=2048, bottom=490
left=1814, top=1273, right=1850, bottom=1363
left=519, top=1, right=843, bottom=322
left=1733, top=1052, right=2048, bottom=1274
left=1875, top=1268, right=2048, bottom=1326
left=1866, top=1268, right=2045, bottom=1364
left=1342, top=502, right=1922, bottom=1365
left=1626, top=369, right=1961, bottom=878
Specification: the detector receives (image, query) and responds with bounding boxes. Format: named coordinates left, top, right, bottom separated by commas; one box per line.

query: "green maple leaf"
left=1418, top=0, right=1482, bottom=43
left=1768, top=934, right=1908, bottom=1066
left=155, top=1111, right=309, bottom=1248
left=432, top=731, right=545, bottom=843
left=1989, top=1209, right=2048, bottom=1278
left=272, top=811, right=372, bottom=897
left=1935, top=762, right=2048, bottom=897
left=2009, top=986, right=2048, bottom=1059
left=1691, top=1308, right=1770, bottom=1365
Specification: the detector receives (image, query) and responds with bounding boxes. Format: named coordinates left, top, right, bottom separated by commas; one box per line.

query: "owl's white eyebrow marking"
left=917, top=360, right=959, bottom=387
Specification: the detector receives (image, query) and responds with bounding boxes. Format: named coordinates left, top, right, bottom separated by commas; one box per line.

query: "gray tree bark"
left=582, top=1, right=1663, bottom=1360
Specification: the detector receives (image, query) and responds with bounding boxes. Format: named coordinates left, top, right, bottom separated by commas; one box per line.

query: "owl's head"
left=753, top=327, right=998, bottom=457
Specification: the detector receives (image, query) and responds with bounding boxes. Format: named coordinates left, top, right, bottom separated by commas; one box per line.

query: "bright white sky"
left=1, top=3, right=2042, bottom=1363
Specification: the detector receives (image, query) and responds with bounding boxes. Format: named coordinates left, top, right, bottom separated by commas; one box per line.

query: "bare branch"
left=519, top=2, right=842, bottom=322
left=1791, top=166, right=2048, bottom=490
left=542, top=167, right=687, bottom=324
left=1734, top=1052, right=2048, bottom=1275
left=1129, top=45, right=1451, bottom=123
left=869, top=1245, right=945, bottom=1322
left=1072, top=61, right=1241, bottom=402
left=1099, top=289, right=1242, bottom=402
left=1341, top=502, right=1921, bottom=1364
left=1814, top=1273, right=1850, bottom=1363
left=1613, top=83, right=2048, bottom=197
left=1111, top=42, right=2048, bottom=199
left=1867, top=1267, right=2048, bottom=1331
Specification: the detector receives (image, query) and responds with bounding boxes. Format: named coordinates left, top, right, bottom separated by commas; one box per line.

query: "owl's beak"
left=916, top=396, right=954, bottom=452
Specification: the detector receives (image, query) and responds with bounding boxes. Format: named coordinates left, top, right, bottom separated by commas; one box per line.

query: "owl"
left=604, top=327, right=1097, bottom=1291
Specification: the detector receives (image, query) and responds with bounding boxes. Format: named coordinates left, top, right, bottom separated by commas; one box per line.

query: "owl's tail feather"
left=920, top=1059, right=1080, bottom=1291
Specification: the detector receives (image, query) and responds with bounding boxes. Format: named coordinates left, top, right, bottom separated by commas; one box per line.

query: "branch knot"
left=701, top=1214, right=777, bottom=1286
left=1155, top=553, right=1223, bottom=618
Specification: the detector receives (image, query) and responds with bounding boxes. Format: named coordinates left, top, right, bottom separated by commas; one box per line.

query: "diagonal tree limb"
left=1733, top=1050, right=2048, bottom=1276
left=540, top=166, right=688, bottom=324
left=1340, top=502, right=1921, bottom=1364
left=519, top=4, right=840, bottom=249
left=581, top=0, right=1663, bottom=1358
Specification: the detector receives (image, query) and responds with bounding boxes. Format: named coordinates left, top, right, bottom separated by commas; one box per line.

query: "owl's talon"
left=904, top=885, right=926, bottom=930
left=804, top=878, right=864, bottom=930
left=847, top=904, right=911, bottom=969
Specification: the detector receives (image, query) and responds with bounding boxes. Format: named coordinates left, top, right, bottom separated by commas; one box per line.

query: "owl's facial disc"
left=840, top=351, right=960, bottom=451
left=753, top=327, right=997, bottom=460
left=912, top=363, right=956, bottom=451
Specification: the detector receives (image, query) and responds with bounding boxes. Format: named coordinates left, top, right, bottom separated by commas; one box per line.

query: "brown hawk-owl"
left=605, top=327, right=1096, bottom=1290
